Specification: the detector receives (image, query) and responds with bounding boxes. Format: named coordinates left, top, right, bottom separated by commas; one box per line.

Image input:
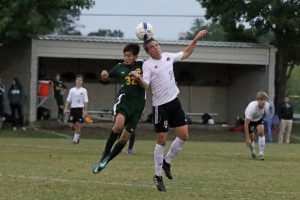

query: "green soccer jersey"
left=52, top=80, right=67, bottom=98
left=109, top=61, right=145, bottom=99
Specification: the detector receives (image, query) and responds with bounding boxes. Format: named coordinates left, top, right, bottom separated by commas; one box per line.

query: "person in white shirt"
left=64, top=75, right=88, bottom=144
left=244, top=91, right=270, bottom=160
left=130, top=30, right=208, bottom=192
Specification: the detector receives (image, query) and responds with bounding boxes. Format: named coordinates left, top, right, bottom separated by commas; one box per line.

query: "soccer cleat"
left=92, top=156, right=110, bottom=174
left=162, top=159, right=173, bottom=179
left=153, top=175, right=166, bottom=192
left=127, top=149, right=136, bottom=155
left=259, top=154, right=265, bottom=160
left=251, top=152, right=257, bottom=159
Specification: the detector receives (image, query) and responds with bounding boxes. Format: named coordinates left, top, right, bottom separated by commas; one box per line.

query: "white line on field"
left=0, top=173, right=192, bottom=190
left=1, top=173, right=299, bottom=195
left=33, top=128, right=71, bottom=138
left=1, top=143, right=76, bottom=151
left=290, top=134, right=300, bottom=141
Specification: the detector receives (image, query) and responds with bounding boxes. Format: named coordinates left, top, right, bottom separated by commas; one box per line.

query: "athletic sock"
left=58, top=107, right=64, bottom=120
left=165, top=137, right=184, bottom=164
left=108, top=140, right=127, bottom=162
left=250, top=141, right=256, bottom=154
left=128, top=133, right=136, bottom=150
left=102, top=131, right=119, bottom=158
left=258, top=136, right=265, bottom=155
left=73, top=133, right=80, bottom=142
left=154, top=144, right=165, bottom=176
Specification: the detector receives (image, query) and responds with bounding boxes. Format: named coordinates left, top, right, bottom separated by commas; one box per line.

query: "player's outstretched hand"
left=246, top=138, right=252, bottom=146
left=195, top=30, right=208, bottom=41
left=128, top=71, right=140, bottom=80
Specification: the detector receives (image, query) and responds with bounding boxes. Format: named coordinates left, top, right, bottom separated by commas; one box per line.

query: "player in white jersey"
left=64, top=75, right=88, bottom=144
left=130, top=30, right=208, bottom=191
left=244, top=91, right=270, bottom=160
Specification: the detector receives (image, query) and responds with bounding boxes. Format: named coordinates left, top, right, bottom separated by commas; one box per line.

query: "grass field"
left=1, top=128, right=300, bottom=200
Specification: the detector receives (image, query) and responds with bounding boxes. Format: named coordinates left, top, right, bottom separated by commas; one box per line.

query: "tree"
left=0, top=0, right=94, bottom=44
left=197, top=0, right=300, bottom=105
left=88, top=29, right=124, bottom=38
left=179, top=18, right=226, bottom=41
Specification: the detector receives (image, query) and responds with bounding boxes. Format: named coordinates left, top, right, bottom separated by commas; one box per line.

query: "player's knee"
left=112, top=125, right=124, bottom=133
left=179, top=133, right=189, bottom=141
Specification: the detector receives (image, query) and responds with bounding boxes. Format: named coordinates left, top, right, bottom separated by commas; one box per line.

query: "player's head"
left=143, top=38, right=161, bottom=59
left=123, top=43, right=140, bottom=65
left=256, top=91, right=268, bottom=108
left=75, top=74, right=84, bottom=87
left=284, top=95, right=290, bottom=103
left=55, top=73, right=61, bottom=81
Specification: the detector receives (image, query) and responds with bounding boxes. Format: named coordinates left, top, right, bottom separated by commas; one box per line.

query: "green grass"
left=1, top=128, right=300, bottom=200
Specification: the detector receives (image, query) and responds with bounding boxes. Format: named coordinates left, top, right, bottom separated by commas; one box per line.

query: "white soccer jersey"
left=143, top=52, right=183, bottom=106
left=245, top=101, right=270, bottom=122
left=66, top=87, right=88, bottom=108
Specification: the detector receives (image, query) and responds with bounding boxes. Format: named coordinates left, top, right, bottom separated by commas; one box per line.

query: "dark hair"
left=123, top=43, right=140, bottom=56
left=143, top=38, right=157, bottom=51
left=10, top=78, right=22, bottom=90
left=76, top=74, right=84, bottom=80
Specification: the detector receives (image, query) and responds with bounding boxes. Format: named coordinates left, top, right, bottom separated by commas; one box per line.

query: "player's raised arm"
left=182, top=30, right=208, bottom=60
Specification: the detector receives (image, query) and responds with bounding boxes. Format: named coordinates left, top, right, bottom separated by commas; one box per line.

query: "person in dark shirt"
left=50, top=74, right=67, bottom=122
left=7, top=78, right=26, bottom=131
left=278, top=95, right=293, bottom=144
left=0, top=78, right=5, bottom=129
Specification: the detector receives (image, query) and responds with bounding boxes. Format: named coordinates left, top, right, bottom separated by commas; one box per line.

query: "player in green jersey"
left=92, top=43, right=146, bottom=174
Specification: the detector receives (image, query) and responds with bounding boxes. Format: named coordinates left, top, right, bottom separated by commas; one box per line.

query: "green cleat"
left=259, top=154, right=265, bottom=160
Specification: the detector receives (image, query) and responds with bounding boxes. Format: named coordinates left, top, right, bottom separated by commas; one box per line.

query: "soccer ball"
left=135, top=22, right=154, bottom=41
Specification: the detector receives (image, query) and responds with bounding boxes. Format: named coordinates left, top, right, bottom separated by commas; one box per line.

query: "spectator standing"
left=7, top=78, right=26, bottom=131
left=278, top=95, right=293, bottom=144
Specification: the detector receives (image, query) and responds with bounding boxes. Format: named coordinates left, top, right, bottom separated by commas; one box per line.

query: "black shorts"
left=55, top=95, right=64, bottom=106
left=152, top=97, right=187, bottom=133
left=248, top=118, right=264, bottom=133
left=0, top=96, right=4, bottom=117
left=69, top=107, right=84, bottom=123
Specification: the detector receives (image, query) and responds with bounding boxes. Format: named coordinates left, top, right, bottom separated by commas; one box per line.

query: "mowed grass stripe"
left=1, top=132, right=300, bottom=200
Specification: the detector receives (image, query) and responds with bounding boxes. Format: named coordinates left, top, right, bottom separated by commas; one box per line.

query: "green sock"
left=108, top=140, right=127, bottom=162
left=102, top=131, right=119, bottom=158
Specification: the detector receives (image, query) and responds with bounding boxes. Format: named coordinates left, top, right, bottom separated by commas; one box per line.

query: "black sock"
left=102, top=131, right=119, bottom=159
left=128, top=133, right=135, bottom=150
left=108, top=140, right=127, bottom=162
left=58, top=107, right=64, bottom=120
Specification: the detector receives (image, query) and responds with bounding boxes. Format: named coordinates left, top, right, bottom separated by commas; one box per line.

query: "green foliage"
left=287, top=65, right=300, bottom=113
left=0, top=0, right=94, bottom=44
left=179, top=18, right=227, bottom=41
left=88, top=29, right=124, bottom=38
